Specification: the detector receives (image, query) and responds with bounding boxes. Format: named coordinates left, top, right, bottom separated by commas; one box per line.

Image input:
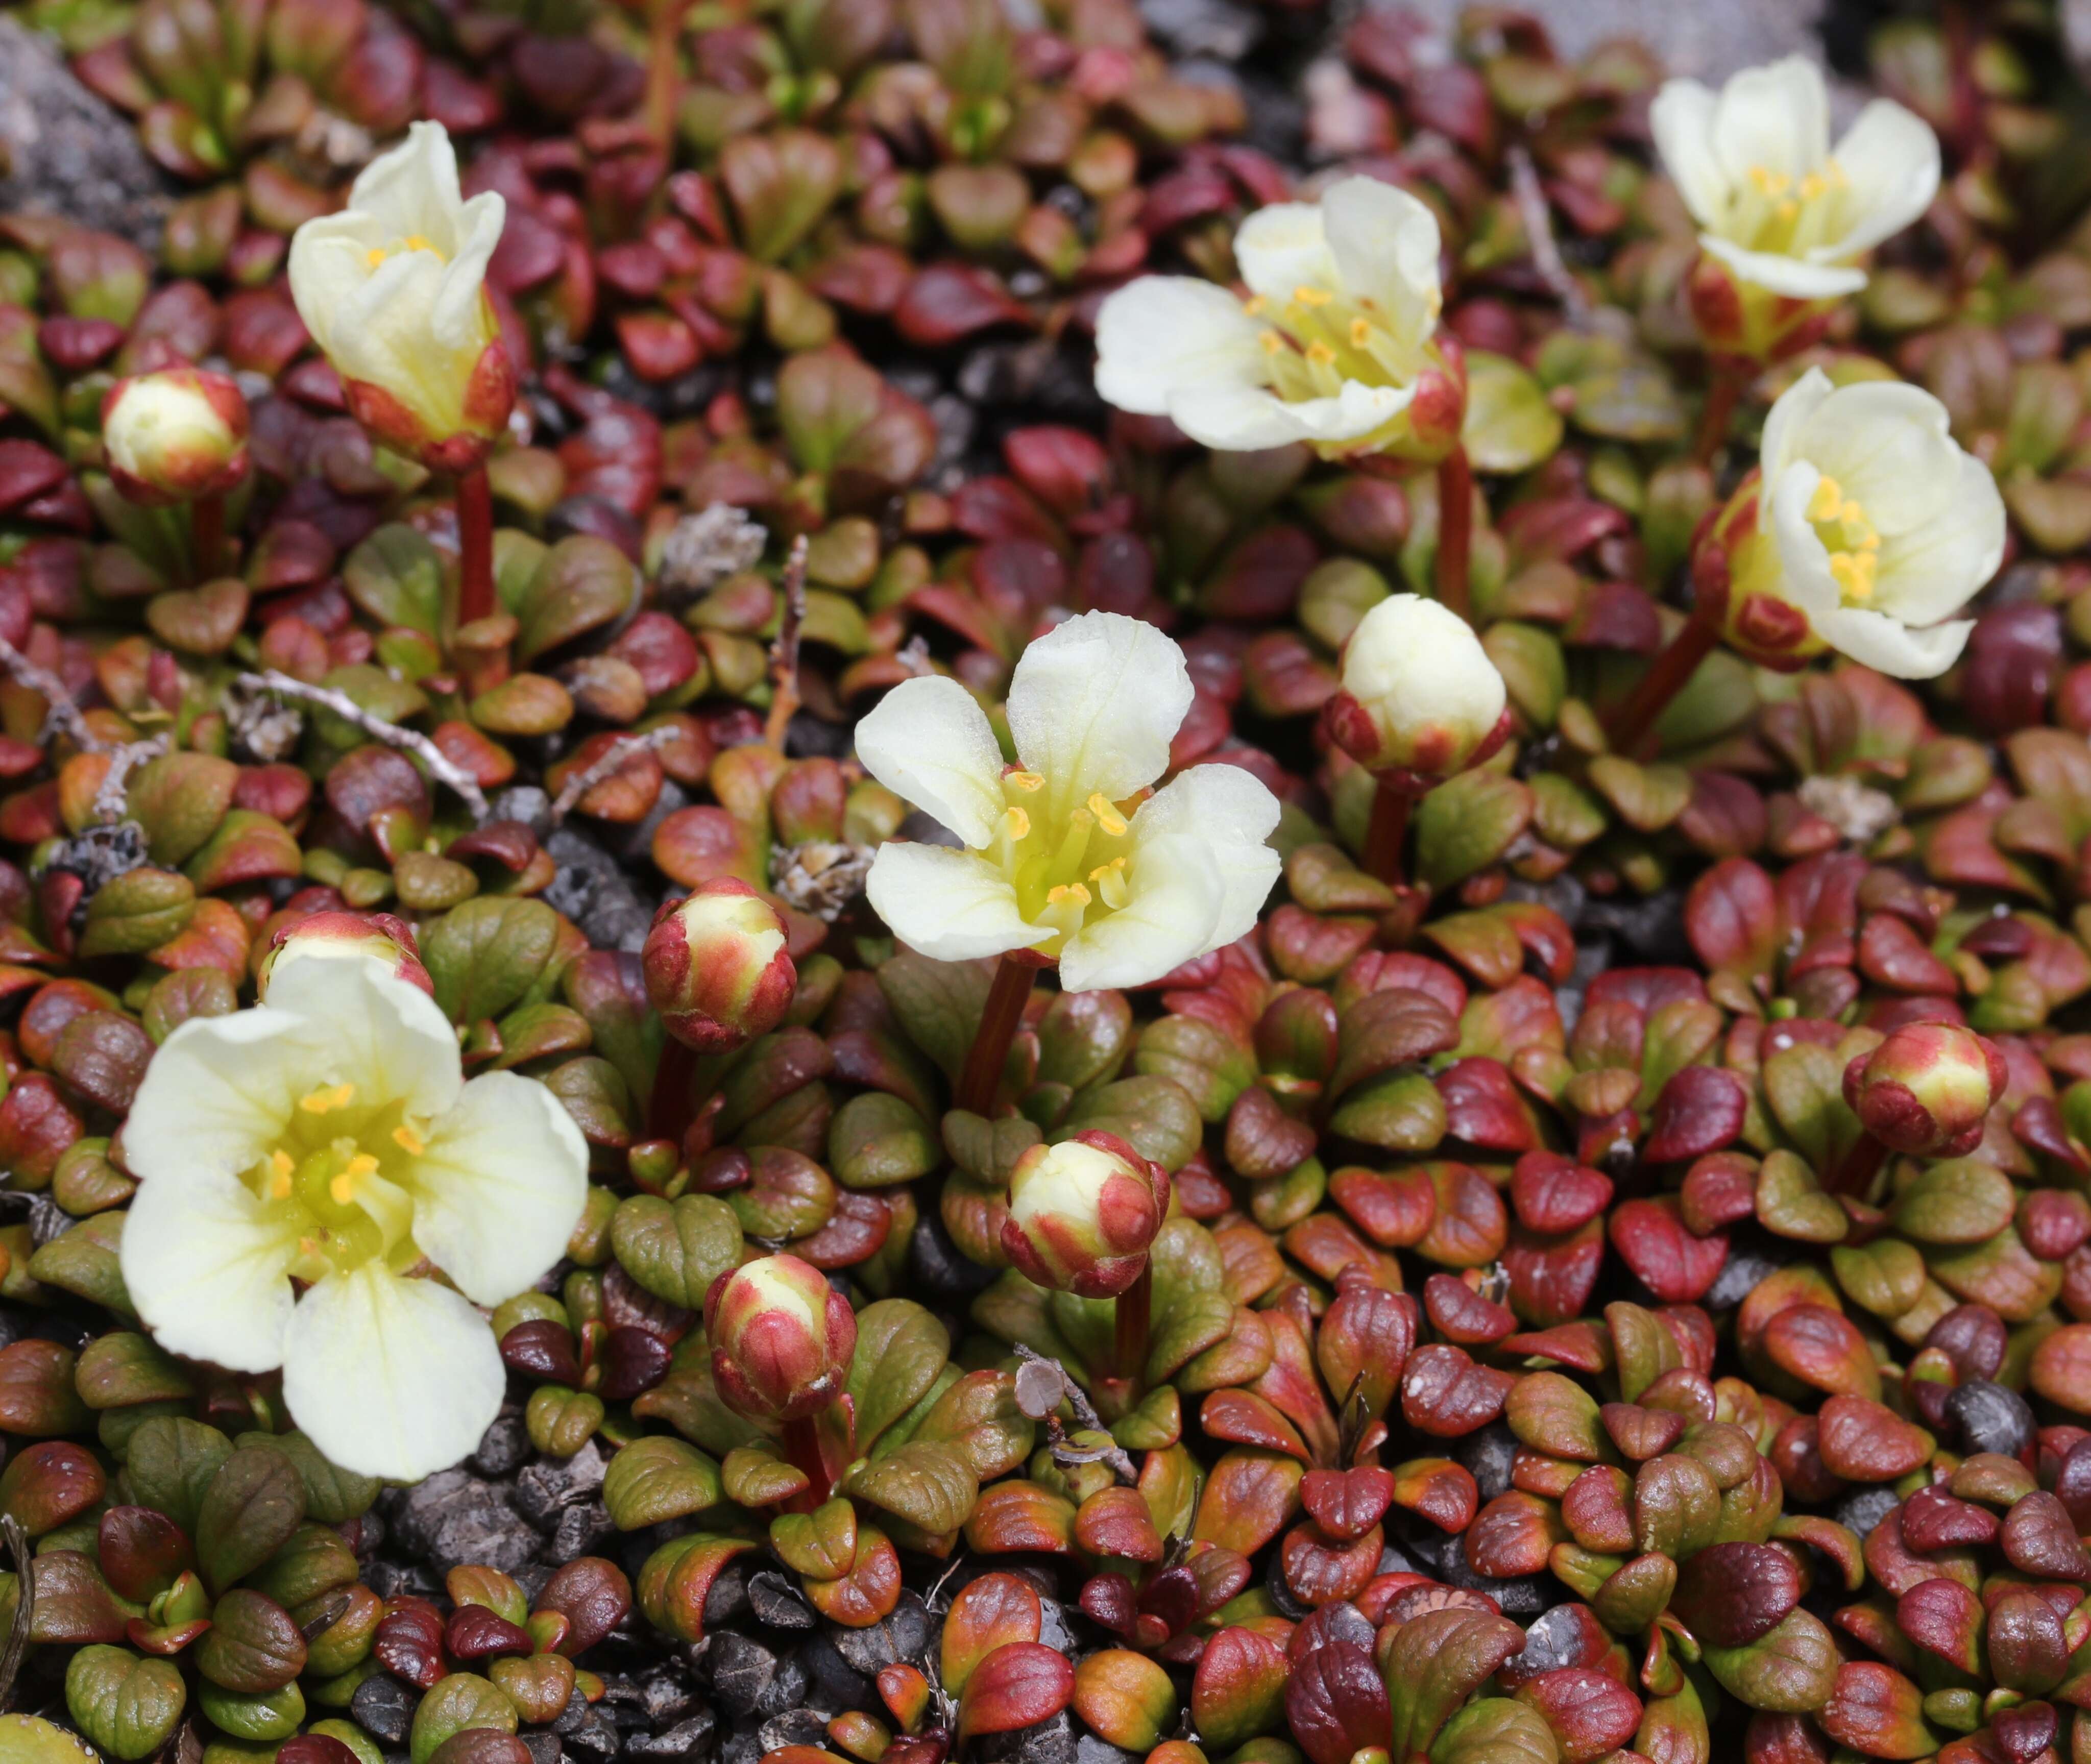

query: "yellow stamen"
left=1087, top=793, right=1128, bottom=837
left=393, top=1125, right=427, bottom=1158
left=268, top=1149, right=295, bottom=1201
left=300, top=1083, right=356, bottom=1115
left=1829, top=551, right=1877, bottom=600
left=1005, top=770, right=1044, bottom=793
left=1839, top=496, right=1868, bottom=528
left=1807, top=476, right=1844, bottom=523
left=1088, top=856, right=1127, bottom=880
left=1259, top=330, right=1284, bottom=355
left=1004, top=806, right=1031, bottom=841
left=1776, top=200, right=1798, bottom=222
left=1799, top=172, right=1827, bottom=202
left=1349, top=317, right=1372, bottom=347
left=330, top=1152, right=380, bottom=1207
left=1293, top=285, right=1331, bottom=306
left=1747, top=165, right=1791, bottom=194
left=1306, top=341, right=1336, bottom=365
left=1243, top=296, right=1267, bottom=316
left=1047, top=884, right=1092, bottom=908
left=365, top=248, right=387, bottom=268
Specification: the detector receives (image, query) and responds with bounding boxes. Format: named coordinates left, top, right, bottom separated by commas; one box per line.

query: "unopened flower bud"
left=643, top=879, right=796, bottom=1052
left=258, top=910, right=433, bottom=1000
left=1001, top=1131, right=1169, bottom=1299
left=1842, top=1023, right=2008, bottom=1158
left=704, top=1253, right=856, bottom=1422
left=100, top=368, right=250, bottom=507
left=1322, top=594, right=1510, bottom=785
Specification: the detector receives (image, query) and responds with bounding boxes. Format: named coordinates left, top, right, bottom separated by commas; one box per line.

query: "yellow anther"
left=1829, top=551, right=1878, bottom=600
left=1005, top=770, right=1044, bottom=793
left=1292, top=285, right=1331, bottom=307
left=1839, top=496, right=1868, bottom=528
left=1244, top=296, right=1267, bottom=316
left=1799, top=172, right=1827, bottom=202
left=1807, top=476, right=1844, bottom=523
left=330, top=1153, right=380, bottom=1207
left=366, top=248, right=387, bottom=268
left=1747, top=165, right=1791, bottom=194
left=1349, top=317, right=1372, bottom=347
left=1087, top=793, right=1128, bottom=837
left=1047, top=883, right=1092, bottom=908
left=1259, top=330, right=1284, bottom=355
left=393, top=1124, right=427, bottom=1158
left=1306, top=341, right=1336, bottom=365
left=1003, top=806, right=1031, bottom=841
left=403, top=234, right=434, bottom=253
left=1088, top=856, right=1127, bottom=881
left=300, top=1083, right=356, bottom=1115
left=268, top=1149, right=295, bottom=1201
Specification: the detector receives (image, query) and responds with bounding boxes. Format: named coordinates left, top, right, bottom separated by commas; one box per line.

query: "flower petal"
left=1649, top=78, right=1729, bottom=230
left=265, top=955, right=464, bottom=1124
left=1322, top=176, right=1442, bottom=352
left=1827, top=99, right=1940, bottom=257
left=1809, top=606, right=1974, bottom=679
left=403, top=1072, right=590, bottom=1307
left=1232, top=202, right=1336, bottom=303
left=282, top=1263, right=507, bottom=1482
left=864, top=843, right=1051, bottom=962
left=1163, top=382, right=1339, bottom=452
left=1759, top=366, right=1834, bottom=488
left=1792, top=379, right=1964, bottom=535
left=1768, top=459, right=1844, bottom=617
left=120, top=1164, right=298, bottom=1375
left=852, top=675, right=1008, bottom=848
left=431, top=191, right=504, bottom=354
left=1699, top=236, right=1866, bottom=300
left=1711, top=56, right=1830, bottom=189
left=1874, top=451, right=2006, bottom=626
left=346, top=120, right=467, bottom=252
left=124, top=1003, right=328, bottom=1189
left=1093, top=277, right=1268, bottom=420
left=1058, top=833, right=1225, bottom=992
left=1127, top=762, right=1281, bottom=947
left=1007, top=610, right=1193, bottom=815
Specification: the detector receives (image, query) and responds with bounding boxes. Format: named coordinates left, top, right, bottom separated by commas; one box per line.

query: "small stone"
left=906, top=1213, right=1001, bottom=1303
left=362, top=1558, right=442, bottom=1601
left=492, top=787, right=554, bottom=825
left=1509, top=1605, right=1593, bottom=1680
left=1706, top=1243, right=1783, bottom=1312
left=830, top=1592, right=934, bottom=1677
left=1036, top=1597, right=1074, bottom=1655
left=1945, top=1380, right=2037, bottom=1460
left=385, top=1471, right=537, bottom=1575
left=0, top=16, right=168, bottom=248
left=472, top=1409, right=533, bottom=1478
left=710, top=1633, right=784, bottom=1720
left=545, top=1500, right=618, bottom=1564
left=351, top=1673, right=419, bottom=1746
left=703, top=1562, right=753, bottom=1630
left=1075, top=1736, right=1139, bottom=1764
left=520, top=1736, right=566, bottom=1764
left=515, top=1441, right=610, bottom=1532
left=1579, top=890, right=1692, bottom=965
left=719, top=1728, right=763, bottom=1764
left=627, top=1716, right=715, bottom=1763
left=799, top=1630, right=875, bottom=1712
left=634, top=1664, right=699, bottom=1729
left=748, top=1570, right=816, bottom=1630
left=544, top=827, right=656, bottom=954
left=1451, top=1423, right=1519, bottom=1504
left=976, top=1710, right=1078, bottom=1764
left=562, top=1706, right=624, bottom=1760
left=1834, top=1486, right=1902, bottom=1540
left=759, top=1711, right=830, bottom=1752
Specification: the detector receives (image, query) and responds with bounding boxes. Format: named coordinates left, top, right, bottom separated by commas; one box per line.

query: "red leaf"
left=1642, top=1066, right=1746, bottom=1163
left=956, top=1642, right=1076, bottom=1740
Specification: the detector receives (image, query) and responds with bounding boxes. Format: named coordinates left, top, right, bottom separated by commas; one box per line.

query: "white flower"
left=1092, top=177, right=1461, bottom=459
left=855, top=612, right=1281, bottom=991
left=1326, top=593, right=1508, bottom=778
left=1651, top=56, right=1938, bottom=301
left=117, top=955, right=588, bottom=1481
left=287, top=121, right=514, bottom=472
left=1736, top=368, right=2005, bottom=678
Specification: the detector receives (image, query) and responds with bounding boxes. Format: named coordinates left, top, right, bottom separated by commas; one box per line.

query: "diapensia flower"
left=1002, top=1132, right=1169, bottom=1300
left=705, top=1253, right=857, bottom=1422
left=854, top=612, right=1281, bottom=991
left=1697, top=368, right=2005, bottom=677
left=1651, top=57, right=1938, bottom=354
left=287, top=121, right=514, bottom=473
left=1323, top=593, right=1511, bottom=785
left=1091, top=176, right=1462, bottom=459
left=100, top=368, right=249, bottom=507
left=258, top=909, right=433, bottom=1000
left=643, top=879, right=796, bottom=1052
left=1844, top=1023, right=2008, bottom=1159
left=118, top=954, right=587, bottom=1480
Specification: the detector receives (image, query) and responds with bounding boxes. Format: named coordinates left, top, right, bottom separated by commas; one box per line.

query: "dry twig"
left=547, top=725, right=685, bottom=828
left=763, top=534, right=812, bottom=752
left=234, top=670, right=489, bottom=821
left=1509, top=146, right=1590, bottom=328
left=0, top=1514, right=34, bottom=1711
left=1012, top=1344, right=1138, bottom=1484
left=0, top=635, right=109, bottom=754
left=92, top=733, right=172, bottom=824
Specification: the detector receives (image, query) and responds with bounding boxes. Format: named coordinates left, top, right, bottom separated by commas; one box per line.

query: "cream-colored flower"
left=117, top=955, right=588, bottom=1481
left=100, top=368, right=248, bottom=506
left=855, top=612, right=1281, bottom=991
left=1651, top=56, right=1938, bottom=301
left=1325, top=593, right=1508, bottom=778
left=287, top=121, right=514, bottom=473
left=1716, top=367, right=2005, bottom=678
left=1092, top=177, right=1461, bottom=459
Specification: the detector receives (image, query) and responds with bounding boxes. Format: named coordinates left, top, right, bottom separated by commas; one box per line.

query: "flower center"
left=364, top=233, right=445, bottom=270
left=248, top=1081, right=426, bottom=1283
left=1248, top=283, right=1432, bottom=404
left=1725, top=160, right=1850, bottom=257
left=1805, top=473, right=1883, bottom=603
left=990, top=767, right=1138, bottom=950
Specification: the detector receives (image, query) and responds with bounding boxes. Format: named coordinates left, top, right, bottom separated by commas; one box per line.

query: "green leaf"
left=230, top=1431, right=379, bottom=1525
left=1429, top=1698, right=1559, bottom=1764
left=195, top=1445, right=307, bottom=1594
left=0, top=1716, right=102, bottom=1764
left=344, top=524, right=445, bottom=635
left=611, top=1195, right=743, bottom=1310
left=602, top=1437, right=724, bottom=1531
left=846, top=1300, right=952, bottom=1451
left=421, top=897, right=567, bottom=1025
left=1461, top=351, right=1564, bottom=474
left=515, top=536, right=640, bottom=665
left=879, top=954, right=994, bottom=1082
left=29, top=1216, right=135, bottom=1320
left=125, top=751, right=239, bottom=867
left=1059, top=1075, right=1203, bottom=1172
left=65, top=1646, right=187, bottom=1761
left=844, top=1439, right=980, bottom=1536
left=1701, top=1607, right=1838, bottom=1714
left=120, top=1417, right=232, bottom=1534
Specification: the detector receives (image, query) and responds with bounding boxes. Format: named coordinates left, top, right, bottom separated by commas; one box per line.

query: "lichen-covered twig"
left=763, top=534, right=812, bottom=753
left=0, top=634, right=109, bottom=753
left=658, top=502, right=768, bottom=602
left=895, top=636, right=933, bottom=678
left=234, top=670, right=489, bottom=821
left=1011, top=1344, right=1138, bottom=1484
left=92, top=733, right=172, bottom=824
left=0, top=1514, right=35, bottom=1711
left=1509, top=146, right=1590, bottom=328
left=547, top=725, right=684, bottom=828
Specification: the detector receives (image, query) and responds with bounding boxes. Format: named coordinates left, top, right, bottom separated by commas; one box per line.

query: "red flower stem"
left=190, top=494, right=225, bottom=583
left=1827, top=1133, right=1889, bottom=1199
left=456, top=464, right=496, bottom=628
left=956, top=952, right=1034, bottom=1117
left=1363, top=776, right=1416, bottom=888
left=1693, top=358, right=1746, bottom=465
left=1113, top=1262, right=1151, bottom=1393
left=781, top=1414, right=830, bottom=1507
left=647, top=1035, right=699, bottom=1146
left=1435, top=443, right=1473, bottom=622
left=1601, top=605, right=1719, bottom=761
left=644, top=0, right=686, bottom=156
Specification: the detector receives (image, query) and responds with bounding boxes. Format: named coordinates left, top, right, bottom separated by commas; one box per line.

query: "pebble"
left=1508, top=1605, right=1594, bottom=1679
left=1450, top=1423, right=1519, bottom=1504
left=1705, top=1244, right=1783, bottom=1312
left=471, top=1409, right=533, bottom=1479
left=384, top=1470, right=537, bottom=1575
left=515, top=1441, right=610, bottom=1532
left=1944, top=1380, right=2037, bottom=1460
left=545, top=827, right=657, bottom=954
left=627, top=1716, right=716, bottom=1763
left=545, top=1500, right=618, bottom=1564
left=830, top=1591, right=935, bottom=1677
left=800, top=1629, right=877, bottom=1711
left=1075, top=1736, right=1140, bottom=1764
left=710, top=1632, right=790, bottom=1720
left=521, top=1737, right=567, bottom=1764
left=703, top=1563, right=754, bottom=1630
left=350, top=1673, right=418, bottom=1746
left=748, top=1570, right=816, bottom=1630
left=906, top=1213, right=1002, bottom=1303
left=1834, top=1486, right=1902, bottom=1540
left=760, top=1711, right=831, bottom=1752
left=977, top=1710, right=1078, bottom=1764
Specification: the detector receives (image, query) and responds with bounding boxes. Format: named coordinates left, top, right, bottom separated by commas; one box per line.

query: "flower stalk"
left=1692, top=358, right=1746, bottom=465
left=1436, top=445, right=1473, bottom=622
left=1601, top=605, right=1720, bottom=759
left=191, top=492, right=226, bottom=582
left=644, top=0, right=687, bottom=155
left=1112, top=1262, right=1151, bottom=1394
left=1363, top=775, right=1417, bottom=887
left=456, top=463, right=495, bottom=627
left=957, top=951, right=1038, bottom=1118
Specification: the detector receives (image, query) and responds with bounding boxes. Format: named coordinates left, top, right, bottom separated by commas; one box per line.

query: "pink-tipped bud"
left=258, top=910, right=434, bottom=1000
left=1842, top=1023, right=2008, bottom=1159
left=643, top=879, right=796, bottom=1052
left=704, top=1252, right=856, bottom=1422
left=100, top=368, right=250, bottom=507
left=1322, top=593, right=1511, bottom=787
left=1000, top=1131, right=1169, bottom=1299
